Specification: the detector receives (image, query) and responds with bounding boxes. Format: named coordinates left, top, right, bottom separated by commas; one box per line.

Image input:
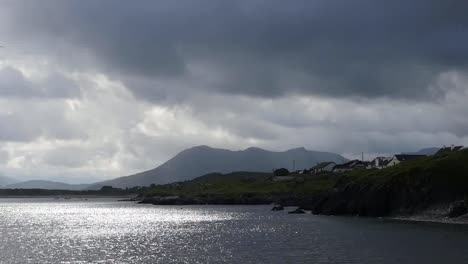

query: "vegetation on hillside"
left=340, top=149, right=468, bottom=199
left=145, top=171, right=337, bottom=197
left=307, top=149, right=468, bottom=216
left=144, top=150, right=468, bottom=215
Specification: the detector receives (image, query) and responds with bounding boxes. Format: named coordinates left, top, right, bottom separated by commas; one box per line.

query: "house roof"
left=393, top=154, right=426, bottom=161
left=333, top=160, right=366, bottom=169
left=435, top=145, right=465, bottom=155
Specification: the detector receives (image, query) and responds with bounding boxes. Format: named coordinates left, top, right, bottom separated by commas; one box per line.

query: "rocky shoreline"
left=389, top=215, right=468, bottom=225
left=134, top=192, right=468, bottom=224
left=139, top=194, right=283, bottom=205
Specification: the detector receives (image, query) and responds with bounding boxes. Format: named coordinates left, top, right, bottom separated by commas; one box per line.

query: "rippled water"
left=1, top=199, right=468, bottom=264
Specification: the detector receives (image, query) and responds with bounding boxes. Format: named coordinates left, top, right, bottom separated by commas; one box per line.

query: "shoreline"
left=138, top=195, right=468, bottom=225
left=388, top=215, right=468, bottom=225
left=2, top=196, right=468, bottom=225
left=0, top=195, right=135, bottom=199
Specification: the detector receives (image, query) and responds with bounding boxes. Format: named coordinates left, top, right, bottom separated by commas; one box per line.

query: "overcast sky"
left=1, top=0, right=468, bottom=183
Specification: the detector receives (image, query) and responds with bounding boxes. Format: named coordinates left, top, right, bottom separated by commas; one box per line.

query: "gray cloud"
left=2, top=0, right=468, bottom=101
left=0, top=99, right=87, bottom=142
left=0, top=67, right=80, bottom=98
left=0, top=1, right=468, bottom=183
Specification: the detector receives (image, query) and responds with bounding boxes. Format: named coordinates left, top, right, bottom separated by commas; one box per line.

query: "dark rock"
left=140, top=194, right=275, bottom=205
left=447, top=200, right=468, bottom=218
left=271, top=205, right=284, bottom=211
left=288, top=208, right=306, bottom=214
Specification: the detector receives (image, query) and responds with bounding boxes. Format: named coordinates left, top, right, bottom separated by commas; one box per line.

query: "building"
left=386, top=154, right=426, bottom=167
left=332, top=160, right=368, bottom=173
left=435, top=145, right=465, bottom=155
left=311, top=162, right=336, bottom=174
left=368, top=157, right=393, bottom=169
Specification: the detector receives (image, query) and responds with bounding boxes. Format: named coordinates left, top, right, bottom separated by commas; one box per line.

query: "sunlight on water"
left=1, top=199, right=468, bottom=264
left=2, top=201, right=235, bottom=238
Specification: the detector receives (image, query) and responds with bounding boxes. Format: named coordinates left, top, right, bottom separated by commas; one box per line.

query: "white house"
left=312, top=162, right=336, bottom=174
left=368, top=157, right=393, bottom=169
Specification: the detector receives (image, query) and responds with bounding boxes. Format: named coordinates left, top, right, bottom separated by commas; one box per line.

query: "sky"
left=0, top=0, right=468, bottom=183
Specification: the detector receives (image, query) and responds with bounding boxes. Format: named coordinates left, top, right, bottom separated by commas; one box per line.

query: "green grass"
left=342, top=150, right=468, bottom=192
left=145, top=171, right=337, bottom=197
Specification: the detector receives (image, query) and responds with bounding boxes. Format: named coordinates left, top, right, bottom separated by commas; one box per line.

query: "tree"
left=273, top=168, right=289, bottom=176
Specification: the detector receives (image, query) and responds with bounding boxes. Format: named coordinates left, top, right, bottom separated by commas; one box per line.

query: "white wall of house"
left=386, top=156, right=400, bottom=167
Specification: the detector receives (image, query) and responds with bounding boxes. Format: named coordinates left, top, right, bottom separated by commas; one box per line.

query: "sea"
left=1, top=198, right=468, bottom=264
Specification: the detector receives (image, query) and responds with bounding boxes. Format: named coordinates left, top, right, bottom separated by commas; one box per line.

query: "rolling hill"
left=4, top=180, right=89, bottom=190
left=0, top=175, right=17, bottom=187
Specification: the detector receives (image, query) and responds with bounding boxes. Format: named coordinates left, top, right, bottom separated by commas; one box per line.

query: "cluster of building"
left=306, top=145, right=466, bottom=175
left=271, top=145, right=465, bottom=181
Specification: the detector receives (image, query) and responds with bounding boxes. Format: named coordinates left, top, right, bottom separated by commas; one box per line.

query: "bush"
left=273, top=168, right=290, bottom=176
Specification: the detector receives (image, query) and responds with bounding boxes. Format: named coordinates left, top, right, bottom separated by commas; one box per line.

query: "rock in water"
left=288, top=208, right=306, bottom=214
left=447, top=200, right=468, bottom=218
left=271, top=205, right=284, bottom=211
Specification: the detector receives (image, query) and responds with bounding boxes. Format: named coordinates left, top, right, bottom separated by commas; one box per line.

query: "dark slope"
left=304, top=149, right=468, bottom=216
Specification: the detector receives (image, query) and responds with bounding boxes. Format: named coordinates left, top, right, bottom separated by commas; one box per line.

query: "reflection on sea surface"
left=1, top=199, right=468, bottom=264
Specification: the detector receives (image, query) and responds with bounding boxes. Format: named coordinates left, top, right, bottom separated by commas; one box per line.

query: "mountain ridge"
left=88, top=145, right=347, bottom=189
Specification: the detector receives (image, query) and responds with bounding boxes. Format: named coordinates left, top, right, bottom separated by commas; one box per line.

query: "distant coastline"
left=2, top=149, right=468, bottom=225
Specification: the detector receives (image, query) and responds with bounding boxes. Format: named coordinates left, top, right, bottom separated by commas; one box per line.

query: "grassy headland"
left=145, top=171, right=336, bottom=197
left=143, top=149, right=468, bottom=217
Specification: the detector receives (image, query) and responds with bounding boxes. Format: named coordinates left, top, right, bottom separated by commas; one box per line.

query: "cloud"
left=2, top=0, right=468, bottom=101
left=0, top=1, right=467, bottom=183
left=0, top=66, right=81, bottom=98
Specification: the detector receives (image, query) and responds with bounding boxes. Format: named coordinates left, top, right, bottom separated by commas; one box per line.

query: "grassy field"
left=341, top=149, right=468, bottom=199
left=145, top=171, right=337, bottom=197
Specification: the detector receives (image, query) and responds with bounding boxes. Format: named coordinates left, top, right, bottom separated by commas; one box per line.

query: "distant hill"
left=0, top=175, right=17, bottom=187
left=88, top=145, right=347, bottom=189
left=402, top=147, right=440, bottom=156
left=4, top=180, right=89, bottom=190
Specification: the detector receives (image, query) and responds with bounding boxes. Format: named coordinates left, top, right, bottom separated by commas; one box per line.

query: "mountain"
left=0, top=175, right=17, bottom=187
left=402, top=147, right=440, bottom=156
left=88, top=145, right=347, bottom=189
left=5, top=180, right=89, bottom=190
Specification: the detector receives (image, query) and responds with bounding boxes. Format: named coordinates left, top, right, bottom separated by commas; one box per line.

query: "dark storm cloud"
left=3, top=0, right=468, bottom=100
